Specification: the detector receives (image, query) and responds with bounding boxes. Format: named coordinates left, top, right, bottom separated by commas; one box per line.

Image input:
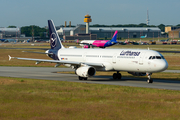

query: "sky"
left=1, top=0, right=180, bottom=27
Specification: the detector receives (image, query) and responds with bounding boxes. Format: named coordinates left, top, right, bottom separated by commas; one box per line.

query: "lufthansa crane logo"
left=50, top=33, right=57, bottom=47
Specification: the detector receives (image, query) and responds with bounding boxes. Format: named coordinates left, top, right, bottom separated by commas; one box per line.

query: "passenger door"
left=139, top=52, right=145, bottom=65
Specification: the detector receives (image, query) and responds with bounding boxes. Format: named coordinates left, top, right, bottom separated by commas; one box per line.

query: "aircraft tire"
left=113, top=73, right=117, bottom=79
left=117, top=73, right=122, bottom=79
left=147, top=79, right=153, bottom=83
left=79, top=76, right=83, bottom=80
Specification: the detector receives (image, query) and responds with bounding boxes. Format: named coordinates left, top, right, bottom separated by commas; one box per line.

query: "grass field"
left=0, top=76, right=180, bottom=120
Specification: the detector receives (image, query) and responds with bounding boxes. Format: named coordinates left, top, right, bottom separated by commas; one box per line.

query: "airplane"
left=79, top=31, right=118, bottom=48
left=119, top=39, right=128, bottom=45
left=140, top=34, right=147, bottom=38
left=8, top=20, right=168, bottom=83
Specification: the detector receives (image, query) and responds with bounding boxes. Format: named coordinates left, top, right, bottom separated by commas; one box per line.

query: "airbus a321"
left=9, top=20, right=168, bottom=83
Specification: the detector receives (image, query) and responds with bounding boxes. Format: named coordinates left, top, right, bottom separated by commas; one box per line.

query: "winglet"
left=8, top=55, right=12, bottom=61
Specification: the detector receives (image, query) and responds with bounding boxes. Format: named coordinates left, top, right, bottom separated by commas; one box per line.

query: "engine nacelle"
left=128, top=72, right=146, bottom=76
left=76, top=66, right=96, bottom=77
left=45, top=50, right=49, bottom=56
left=84, top=45, right=90, bottom=48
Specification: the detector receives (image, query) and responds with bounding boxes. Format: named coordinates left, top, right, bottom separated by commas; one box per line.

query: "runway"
left=0, top=66, right=180, bottom=90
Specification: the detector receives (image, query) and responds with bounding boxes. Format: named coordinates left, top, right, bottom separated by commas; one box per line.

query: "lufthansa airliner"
left=9, top=20, right=168, bottom=83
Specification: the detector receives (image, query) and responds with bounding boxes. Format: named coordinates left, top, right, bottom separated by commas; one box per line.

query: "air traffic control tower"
left=84, top=14, right=92, bottom=34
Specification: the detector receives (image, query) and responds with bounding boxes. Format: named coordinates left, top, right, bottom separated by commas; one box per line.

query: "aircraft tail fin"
left=104, top=31, right=118, bottom=47
left=111, top=30, right=118, bottom=42
left=48, top=20, right=65, bottom=50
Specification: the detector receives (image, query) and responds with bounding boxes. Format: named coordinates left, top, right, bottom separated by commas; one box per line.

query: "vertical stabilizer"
left=48, top=20, right=65, bottom=50
left=104, top=31, right=118, bottom=47
left=111, top=30, right=118, bottom=42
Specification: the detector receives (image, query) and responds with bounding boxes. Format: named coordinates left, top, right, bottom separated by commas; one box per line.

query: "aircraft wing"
left=8, top=55, right=104, bottom=67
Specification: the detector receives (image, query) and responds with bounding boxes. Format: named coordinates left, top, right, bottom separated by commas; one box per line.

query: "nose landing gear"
left=147, top=73, right=153, bottom=83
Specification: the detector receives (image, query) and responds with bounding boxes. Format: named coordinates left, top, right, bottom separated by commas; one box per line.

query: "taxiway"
left=0, top=66, right=180, bottom=90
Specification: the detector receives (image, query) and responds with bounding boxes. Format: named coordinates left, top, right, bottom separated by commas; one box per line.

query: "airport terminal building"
left=57, top=24, right=161, bottom=40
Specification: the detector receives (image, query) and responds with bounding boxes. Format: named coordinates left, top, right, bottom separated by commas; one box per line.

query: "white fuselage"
left=57, top=48, right=168, bottom=73
left=79, top=40, right=95, bottom=46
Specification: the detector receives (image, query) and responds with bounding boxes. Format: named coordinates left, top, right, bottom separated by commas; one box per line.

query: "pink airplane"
left=79, top=31, right=118, bottom=48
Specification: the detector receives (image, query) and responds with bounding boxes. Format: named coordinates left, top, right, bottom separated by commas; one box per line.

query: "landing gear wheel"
left=84, top=77, right=88, bottom=80
left=113, top=73, right=117, bottom=79
left=117, top=73, right=122, bottom=79
left=79, top=76, right=83, bottom=80
left=147, top=79, right=153, bottom=83
left=78, top=76, right=88, bottom=80
left=113, top=71, right=122, bottom=80
left=147, top=73, right=153, bottom=83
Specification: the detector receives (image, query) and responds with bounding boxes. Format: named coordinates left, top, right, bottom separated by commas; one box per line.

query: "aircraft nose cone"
left=159, top=60, right=168, bottom=72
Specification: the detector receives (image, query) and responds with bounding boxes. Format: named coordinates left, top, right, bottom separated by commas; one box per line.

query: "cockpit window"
left=156, top=56, right=161, bottom=59
left=149, top=56, right=164, bottom=60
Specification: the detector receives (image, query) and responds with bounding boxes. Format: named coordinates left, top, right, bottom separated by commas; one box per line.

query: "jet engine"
left=84, top=45, right=90, bottom=48
left=76, top=66, right=96, bottom=77
left=128, top=72, right=146, bottom=76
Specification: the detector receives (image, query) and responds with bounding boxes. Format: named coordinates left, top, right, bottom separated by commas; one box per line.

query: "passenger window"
left=152, top=56, right=155, bottom=59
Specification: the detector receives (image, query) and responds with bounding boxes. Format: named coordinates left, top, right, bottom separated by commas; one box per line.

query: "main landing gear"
left=113, top=71, right=122, bottom=80
left=147, top=73, right=153, bottom=83
left=78, top=76, right=88, bottom=80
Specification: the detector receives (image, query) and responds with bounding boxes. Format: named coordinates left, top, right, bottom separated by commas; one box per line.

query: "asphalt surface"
left=0, top=66, right=180, bottom=90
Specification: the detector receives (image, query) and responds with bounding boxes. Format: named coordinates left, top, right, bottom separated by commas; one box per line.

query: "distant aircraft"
left=119, top=39, right=128, bottom=45
left=140, top=34, right=147, bottom=38
left=9, top=20, right=168, bottom=83
left=79, top=31, right=118, bottom=48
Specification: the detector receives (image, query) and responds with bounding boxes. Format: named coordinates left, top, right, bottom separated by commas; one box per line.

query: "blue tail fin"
left=48, top=20, right=64, bottom=50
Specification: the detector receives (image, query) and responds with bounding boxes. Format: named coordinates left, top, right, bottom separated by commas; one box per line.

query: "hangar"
left=0, top=28, right=20, bottom=38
